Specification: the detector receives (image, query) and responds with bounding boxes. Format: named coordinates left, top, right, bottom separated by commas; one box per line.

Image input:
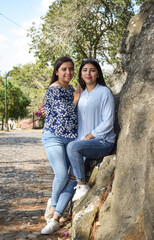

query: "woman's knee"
left=67, top=140, right=79, bottom=157
left=55, top=172, right=68, bottom=185
left=67, top=141, right=74, bottom=154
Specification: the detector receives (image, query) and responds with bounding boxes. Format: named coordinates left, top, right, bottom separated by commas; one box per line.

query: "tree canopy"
left=1, top=0, right=147, bottom=122
left=8, top=61, right=52, bottom=114
left=28, top=0, right=145, bottom=69
left=0, top=77, right=31, bottom=120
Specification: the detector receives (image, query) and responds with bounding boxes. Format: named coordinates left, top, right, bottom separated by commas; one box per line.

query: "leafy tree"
left=9, top=61, right=52, bottom=114
left=28, top=0, right=144, bottom=69
left=135, top=0, right=150, bottom=4
left=1, top=59, right=78, bottom=121
left=0, top=77, right=31, bottom=120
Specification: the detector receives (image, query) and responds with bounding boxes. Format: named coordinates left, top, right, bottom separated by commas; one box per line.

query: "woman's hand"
left=73, top=84, right=83, bottom=106
left=81, top=132, right=94, bottom=140
left=76, top=84, right=83, bottom=94
left=41, top=105, right=46, bottom=118
left=73, top=92, right=80, bottom=106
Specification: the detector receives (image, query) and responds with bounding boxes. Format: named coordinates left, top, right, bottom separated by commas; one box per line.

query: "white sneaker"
left=72, top=184, right=91, bottom=202
left=41, top=218, right=60, bottom=235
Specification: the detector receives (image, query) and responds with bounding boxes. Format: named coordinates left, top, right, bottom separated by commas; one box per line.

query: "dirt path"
left=0, top=130, right=72, bottom=240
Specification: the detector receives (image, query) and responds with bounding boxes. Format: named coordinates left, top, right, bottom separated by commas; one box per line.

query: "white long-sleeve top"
left=77, top=84, right=116, bottom=143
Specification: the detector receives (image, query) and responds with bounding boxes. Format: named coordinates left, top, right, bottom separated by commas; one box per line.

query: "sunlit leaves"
left=28, top=0, right=144, bottom=68
left=0, top=78, right=31, bottom=120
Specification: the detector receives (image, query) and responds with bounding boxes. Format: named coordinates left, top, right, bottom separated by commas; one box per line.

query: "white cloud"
left=13, top=46, right=35, bottom=65
left=0, top=24, right=35, bottom=74
left=40, top=0, right=55, bottom=13
left=11, top=17, right=42, bottom=37
left=0, top=1, right=54, bottom=74
left=14, top=38, right=28, bottom=47
left=0, top=34, right=8, bottom=41
left=0, top=34, right=8, bottom=49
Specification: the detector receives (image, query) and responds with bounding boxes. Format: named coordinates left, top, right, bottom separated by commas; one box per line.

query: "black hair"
left=49, top=56, right=74, bottom=86
left=78, top=59, right=106, bottom=90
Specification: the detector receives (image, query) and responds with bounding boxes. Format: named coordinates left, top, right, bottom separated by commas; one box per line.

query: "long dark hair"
left=79, top=59, right=106, bottom=90
left=49, top=56, right=74, bottom=86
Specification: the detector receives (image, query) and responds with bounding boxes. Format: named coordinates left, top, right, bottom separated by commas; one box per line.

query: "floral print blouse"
left=43, top=85, right=78, bottom=138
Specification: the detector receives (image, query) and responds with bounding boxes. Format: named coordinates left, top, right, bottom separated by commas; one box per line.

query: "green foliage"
left=9, top=61, right=53, bottom=114
left=135, top=0, right=149, bottom=4
left=28, top=0, right=144, bottom=69
left=1, top=0, right=146, bottom=122
left=0, top=77, right=5, bottom=118
left=0, top=77, right=31, bottom=120
left=0, top=59, right=78, bottom=120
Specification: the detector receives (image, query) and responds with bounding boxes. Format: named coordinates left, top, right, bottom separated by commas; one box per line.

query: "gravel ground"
left=0, top=130, right=72, bottom=240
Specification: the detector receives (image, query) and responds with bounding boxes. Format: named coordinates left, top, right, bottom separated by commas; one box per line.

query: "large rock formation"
left=72, top=1, right=154, bottom=240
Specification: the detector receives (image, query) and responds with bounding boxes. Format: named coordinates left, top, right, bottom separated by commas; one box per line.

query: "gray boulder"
left=72, top=1, right=154, bottom=240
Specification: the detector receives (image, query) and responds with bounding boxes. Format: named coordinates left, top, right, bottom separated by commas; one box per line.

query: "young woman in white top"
left=67, top=58, right=116, bottom=201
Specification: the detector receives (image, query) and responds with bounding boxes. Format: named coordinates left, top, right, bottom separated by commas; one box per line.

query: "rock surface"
left=72, top=155, right=116, bottom=240
left=71, top=2, right=154, bottom=240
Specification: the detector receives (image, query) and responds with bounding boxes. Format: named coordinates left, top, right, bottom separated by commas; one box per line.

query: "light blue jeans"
left=42, top=131, right=76, bottom=212
left=54, top=178, right=76, bottom=216
left=67, top=138, right=114, bottom=182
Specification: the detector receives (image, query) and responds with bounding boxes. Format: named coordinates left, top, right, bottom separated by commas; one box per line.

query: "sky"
left=0, top=1, right=140, bottom=76
left=0, top=0, right=55, bottom=75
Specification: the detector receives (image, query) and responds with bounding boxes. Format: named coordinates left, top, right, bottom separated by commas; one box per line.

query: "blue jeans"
left=54, top=178, right=77, bottom=217
left=67, top=138, right=114, bottom=182
left=42, top=131, right=75, bottom=209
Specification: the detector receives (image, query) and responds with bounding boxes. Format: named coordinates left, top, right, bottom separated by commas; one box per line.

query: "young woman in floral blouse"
left=41, top=56, right=80, bottom=234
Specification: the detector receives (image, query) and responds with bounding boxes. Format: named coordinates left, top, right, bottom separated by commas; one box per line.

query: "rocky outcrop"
left=72, top=1, right=154, bottom=240
left=72, top=155, right=116, bottom=240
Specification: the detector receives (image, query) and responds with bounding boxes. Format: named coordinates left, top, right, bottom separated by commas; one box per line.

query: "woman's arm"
left=91, top=92, right=115, bottom=138
left=72, top=84, right=82, bottom=106
left=73, top=92, right=80, bottom=106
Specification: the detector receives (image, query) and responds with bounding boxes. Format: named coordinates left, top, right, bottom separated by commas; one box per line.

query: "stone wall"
left=72, top=2, right=154, bottom=240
